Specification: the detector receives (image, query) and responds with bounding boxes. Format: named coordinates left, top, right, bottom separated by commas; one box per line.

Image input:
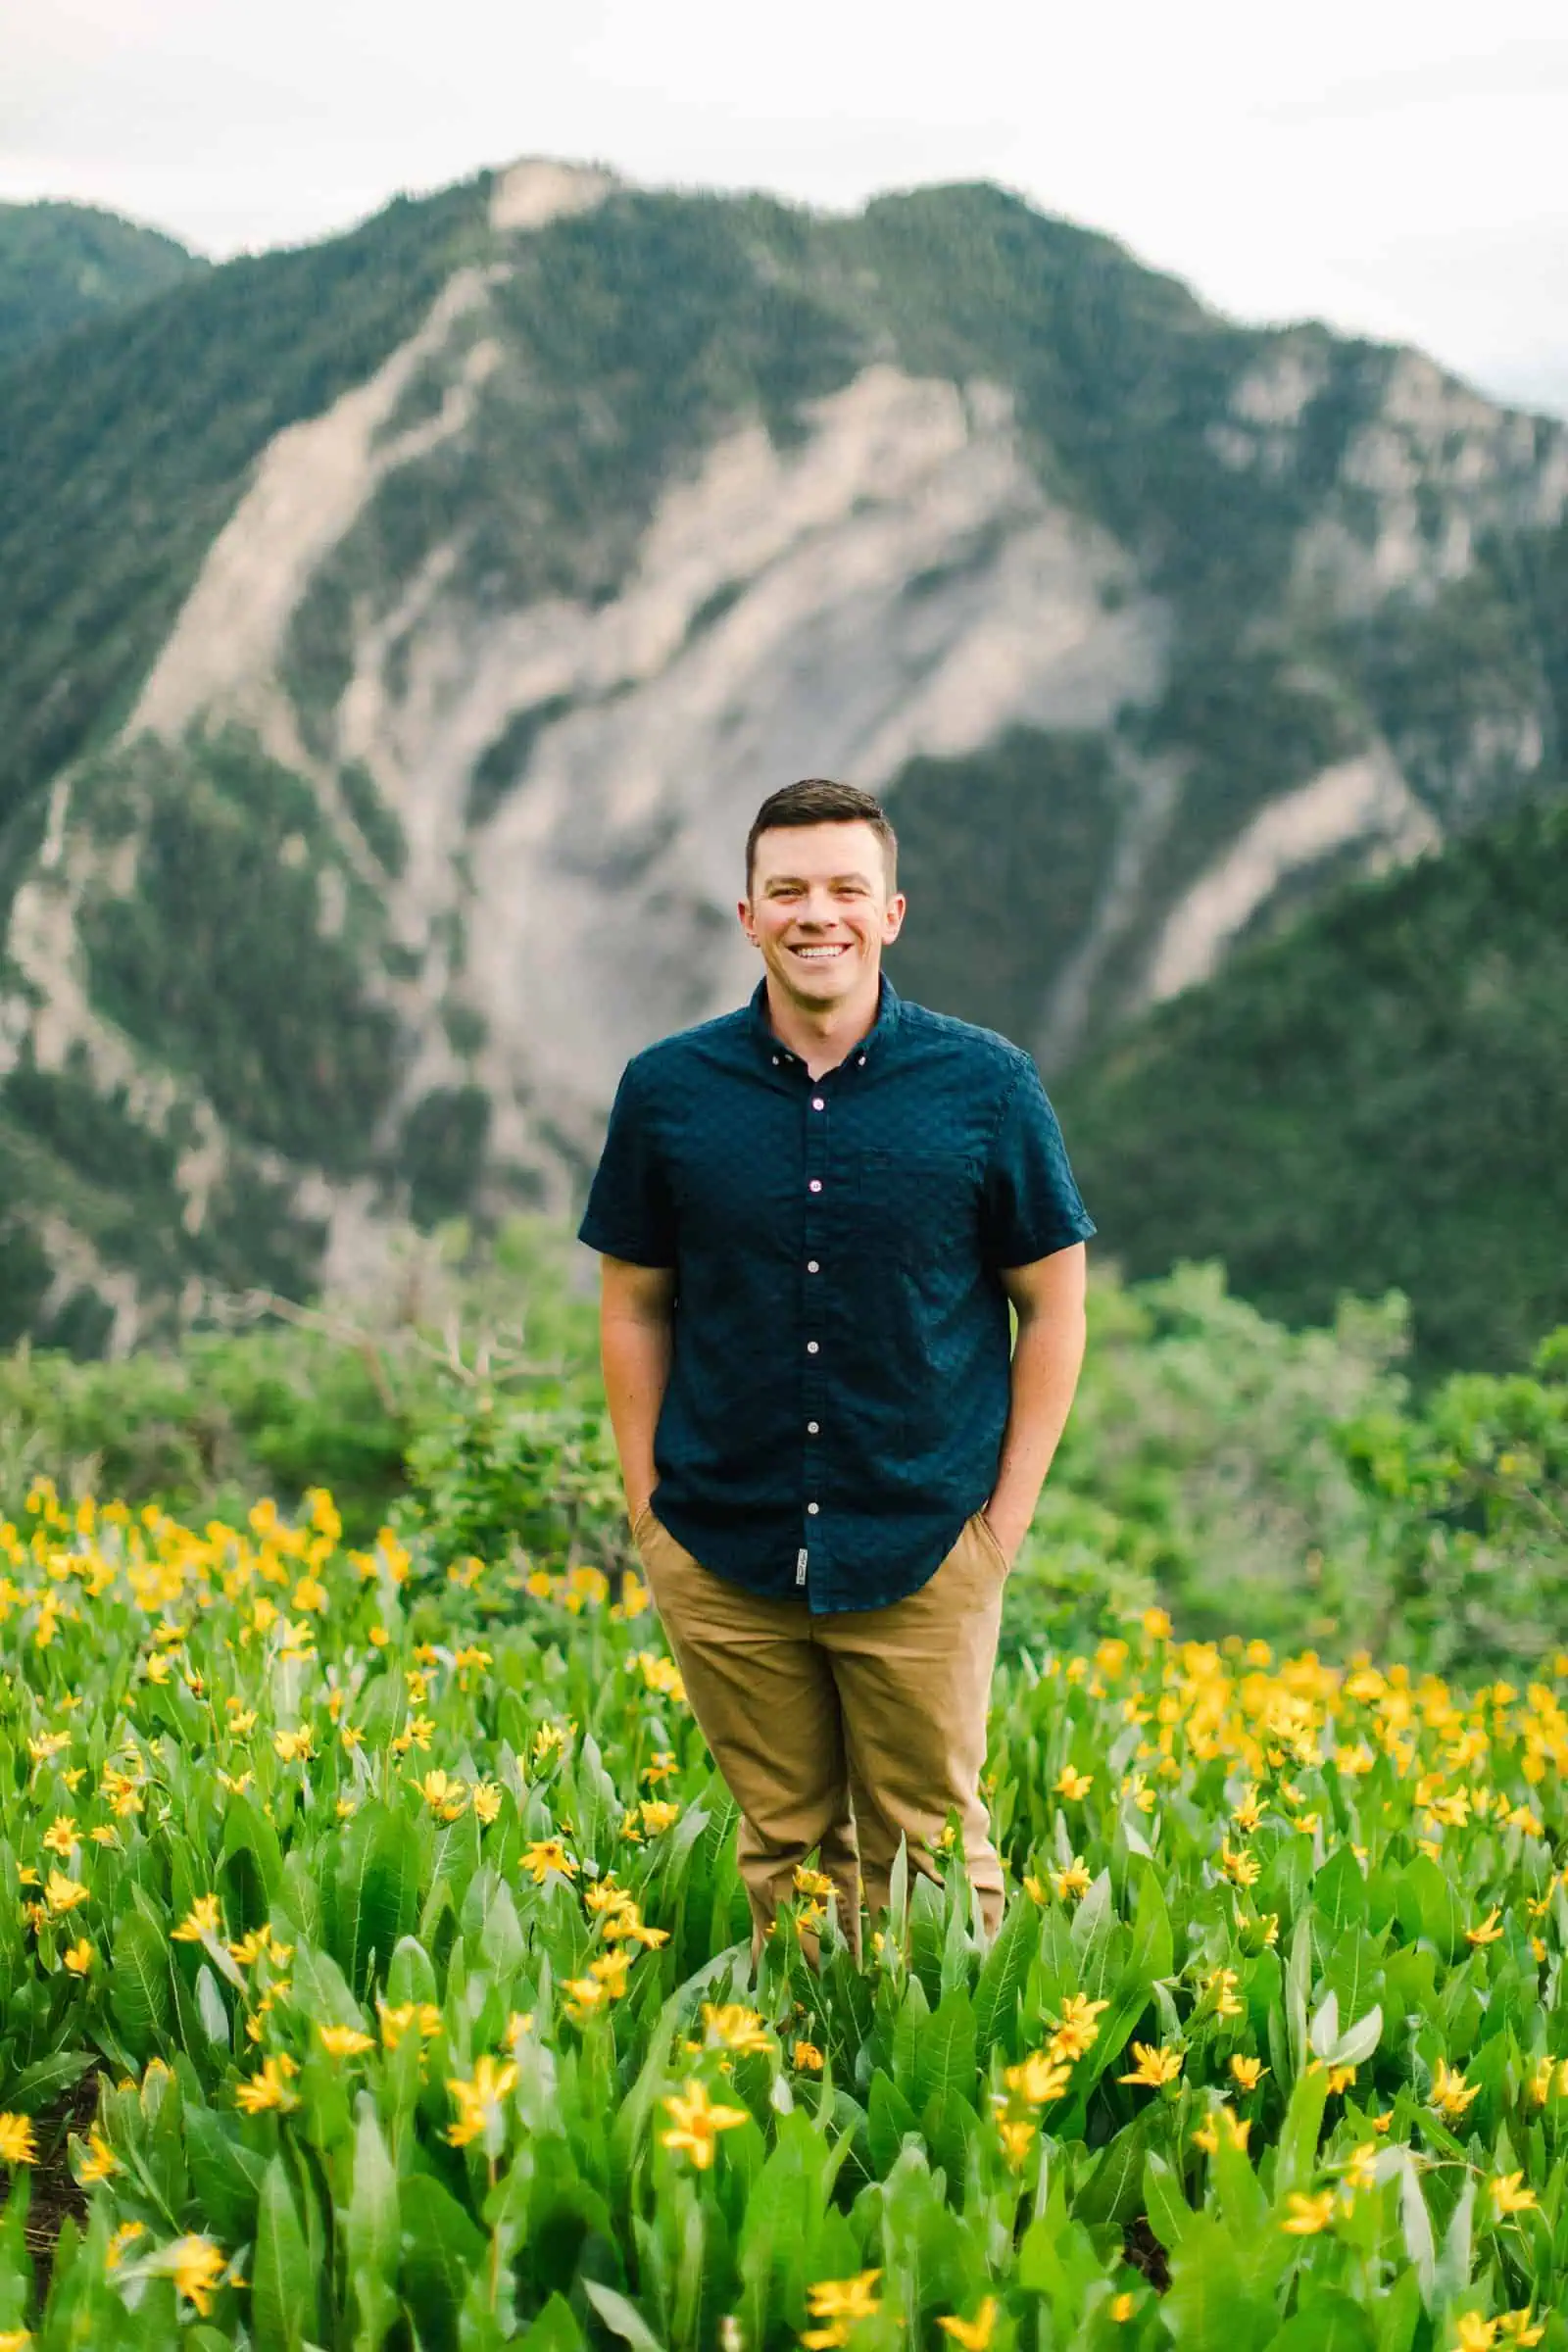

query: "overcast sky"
left=5, top=0, right=1567, bottom=413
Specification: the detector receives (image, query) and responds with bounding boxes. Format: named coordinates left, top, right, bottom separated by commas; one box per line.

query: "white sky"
left=5, top=0, right=1567, bottom=412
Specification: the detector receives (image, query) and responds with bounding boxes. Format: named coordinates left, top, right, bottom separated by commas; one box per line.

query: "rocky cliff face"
left=1, top=161, right=1564, bottom=1350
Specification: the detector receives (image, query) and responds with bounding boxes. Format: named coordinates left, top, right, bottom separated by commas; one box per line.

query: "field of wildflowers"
left=0, top=1474, right=1564, bottom=2350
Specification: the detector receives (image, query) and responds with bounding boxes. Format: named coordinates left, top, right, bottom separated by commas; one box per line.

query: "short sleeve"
left=577, top=1059, right=678, bottom=1266
left=980, top=1058, right=1097, bottom=1268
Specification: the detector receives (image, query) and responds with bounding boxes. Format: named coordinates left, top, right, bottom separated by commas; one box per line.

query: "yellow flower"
left=378, top=2000, right=442, bottom=2049
left=1200, top=1966, right=1244, bottom=2019
left=1341, top=2140, right=1378, bottom=2192
left=794, top=2040, right=825, bottom=2072
left=937, top=2299, right=997, bottom=2350
left=172, top=1892, right=220, bottom=1942
left=660, top=2078, right=750, bottom=2170
left=703, top=2003, right=773, bottom=2055
left=1052, top=1857, right=1092, bottom=1901
left=1054, top=1765, right=1093, bottom=1799
left=1109, top=2295, right=1137, bottom=2324
left=1452, top=2321, right=1498, bottom=2352
left=165, top=2234, right=227, bottom=2316
left=1004, top=2050, right=1073, bottom=2106
left=1491, top=2171, right=1538, bottom=2217
left=793, top=1865, right=834, bottom=1898
left=41, top=1813, right=77, bottom=1857
left=1430, top=2058, right=1481, bottom=2122
left=1466, top=1907, right=1505, bottom=1946
left=233, top=2055, right=299, bottom=2115
left=0, top=2114, right=36, bottom=2165
left=639, top=1798, right=680, bottom=1835
left=1049, top=1992, right=1109, bottom=2062
left=227, top=1925, right=292, bottom=1969
left=44, top=1869, right=89, bottom=1915
left=520, top=1838, right=577, bottom=1884
left=471, top=1780, right=503, bottom=1825
left=62, top=1937, right=94, bottom=1975
left=75, top=2130, right=118, bottom=2183
left=1281, top=2189, right=1337, bottom=2235
left=446, top=2053, right=518, bottom=2148
left=1118, top=2042, right=1183, bottom=2088
left=996, top=2115, right=1036, bottom=2168
left=272, top=1725, right=314, bottom=1763
left=1230, top=2054, right=1268, bottom=2092
left=802, top=2270, right=883, bottom=2347
left=413, top=1768, right=467, bottom=1821
left=1498, top=2311, right=1546, bottom=2346
left=318, top=2026, right=375, bottom=2059
left=1326, top=2063, right=1357, bottom=2094
left=1142, top=1606, right=1172, bottom=1641
left=590, top=1950, right=632, bottom=1999
left=104, top=2219, right=144, bottom=2272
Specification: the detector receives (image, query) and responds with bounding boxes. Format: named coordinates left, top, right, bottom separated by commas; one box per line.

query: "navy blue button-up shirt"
left=578, top=975, right=1097, bottom=1612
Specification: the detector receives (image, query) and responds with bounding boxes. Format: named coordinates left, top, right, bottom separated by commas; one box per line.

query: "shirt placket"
left=799, top=1073, right=829, bottom=1595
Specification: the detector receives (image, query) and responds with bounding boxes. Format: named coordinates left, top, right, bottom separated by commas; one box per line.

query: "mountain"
left=0, top=201, right=205, bottom=371
left=1055, top=790, right=1568, bottom=1378
left=0, top=158, right=1564, bottom=1353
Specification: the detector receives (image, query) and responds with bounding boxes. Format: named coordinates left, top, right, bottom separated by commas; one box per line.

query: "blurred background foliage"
left=1, top=1214, right=1560, bottom=1680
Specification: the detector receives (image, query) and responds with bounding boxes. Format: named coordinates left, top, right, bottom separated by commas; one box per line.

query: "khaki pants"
left=631, top=1505, right=1009, bottom=1958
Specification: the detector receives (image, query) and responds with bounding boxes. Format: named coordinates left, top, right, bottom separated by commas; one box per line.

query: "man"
left=578, top=777, right=1095, bottom=1954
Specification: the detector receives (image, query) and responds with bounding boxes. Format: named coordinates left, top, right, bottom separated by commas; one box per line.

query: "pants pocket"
left=970, top=1510, right=1010, bottom=1577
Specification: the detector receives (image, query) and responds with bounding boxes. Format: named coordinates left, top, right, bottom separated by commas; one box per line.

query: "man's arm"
left=599, top=1254, right=677, bottom=1523
left=982, top=1242, right=1089, bottom=1560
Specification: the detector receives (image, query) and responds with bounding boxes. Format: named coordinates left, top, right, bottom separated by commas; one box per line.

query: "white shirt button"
left=808, top=1179, right=822, bottom=1193
left=807, top=1420, right=819, bottom=1435
left=858, top=1054, right=866, bottom=1065
left=807, top=1259, right=819, bottom=1273
left=811, top=1097, right=825, bottom=1110
left=807, top=1340, right=819, bottom=1353
left=807, top=1501, right=820, bottom=1516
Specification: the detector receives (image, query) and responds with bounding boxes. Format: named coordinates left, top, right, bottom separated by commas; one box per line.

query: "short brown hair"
left=745, top=777, right=898, bottom=895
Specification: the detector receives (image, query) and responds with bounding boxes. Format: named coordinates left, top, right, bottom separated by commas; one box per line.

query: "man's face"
left=739, top=820, right=906, bottom=1010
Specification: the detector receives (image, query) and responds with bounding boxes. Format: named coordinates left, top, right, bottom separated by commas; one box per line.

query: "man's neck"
left=764, top=972, right=881, bottom=1080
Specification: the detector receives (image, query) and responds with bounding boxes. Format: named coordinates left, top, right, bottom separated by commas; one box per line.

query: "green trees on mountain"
left=1057, top=791, right=1568, bottom=1379
left=0, top=200, right=202, bottom=371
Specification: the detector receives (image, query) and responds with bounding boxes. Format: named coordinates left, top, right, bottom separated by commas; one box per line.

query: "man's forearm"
left=601, top=1308, right=673, bottom=1520
left=984, top=1303, right=1087, bottom=1555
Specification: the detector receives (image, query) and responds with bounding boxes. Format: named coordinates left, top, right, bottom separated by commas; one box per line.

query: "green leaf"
left=251, top=2152, right=314, bottom=2352
left=583, top=2279, right=666, bottom=2352
left=1274, top=2063, right=1330, bottom=2199
left=183, top=2101, right=264, bottom=2246
left=1142, top=2151, right=1191, bottom=2252
left=911, top=1987, right=976, bottom=2112
left=3, top=2048, right=93, bottom=2111
left=400, top=2175, right=486, bottom=2352
left=345, top=2096, right=400, bottom=2352
left=1396, top=2157, right=1436, bottom=2306
left=1263, top=2290, right=1377, bottom=2351
left=867, top=2070, right=921, bottom=2178
left=972, top=1896, right=1035, bottom=2058
left=520, top=2292, right=587, bottom=2352
left=335, top=1803, right=422, bottom=1995
left=1312, top=1846, right=1368, bottom=1936
left=109, top=1905, right=173, bottom=2061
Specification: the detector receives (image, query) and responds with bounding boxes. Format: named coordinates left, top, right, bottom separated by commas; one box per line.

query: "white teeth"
left=793, top=945, right=846, bottom=958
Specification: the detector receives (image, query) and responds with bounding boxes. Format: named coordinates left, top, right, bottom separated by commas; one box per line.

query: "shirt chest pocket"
left=852, top=1144, right=982, bottom=1269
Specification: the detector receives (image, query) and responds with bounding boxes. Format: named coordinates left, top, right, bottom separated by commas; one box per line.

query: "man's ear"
left=882, top=892, right=907, bottom=945
left=737, top=898, right=760, bottom=948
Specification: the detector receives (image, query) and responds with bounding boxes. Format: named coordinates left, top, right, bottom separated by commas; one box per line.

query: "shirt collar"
left=748, top=971, right=903, bottom=1068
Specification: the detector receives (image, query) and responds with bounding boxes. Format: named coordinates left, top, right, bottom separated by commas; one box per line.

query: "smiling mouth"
left=788, top=943, right=850, bottom=962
